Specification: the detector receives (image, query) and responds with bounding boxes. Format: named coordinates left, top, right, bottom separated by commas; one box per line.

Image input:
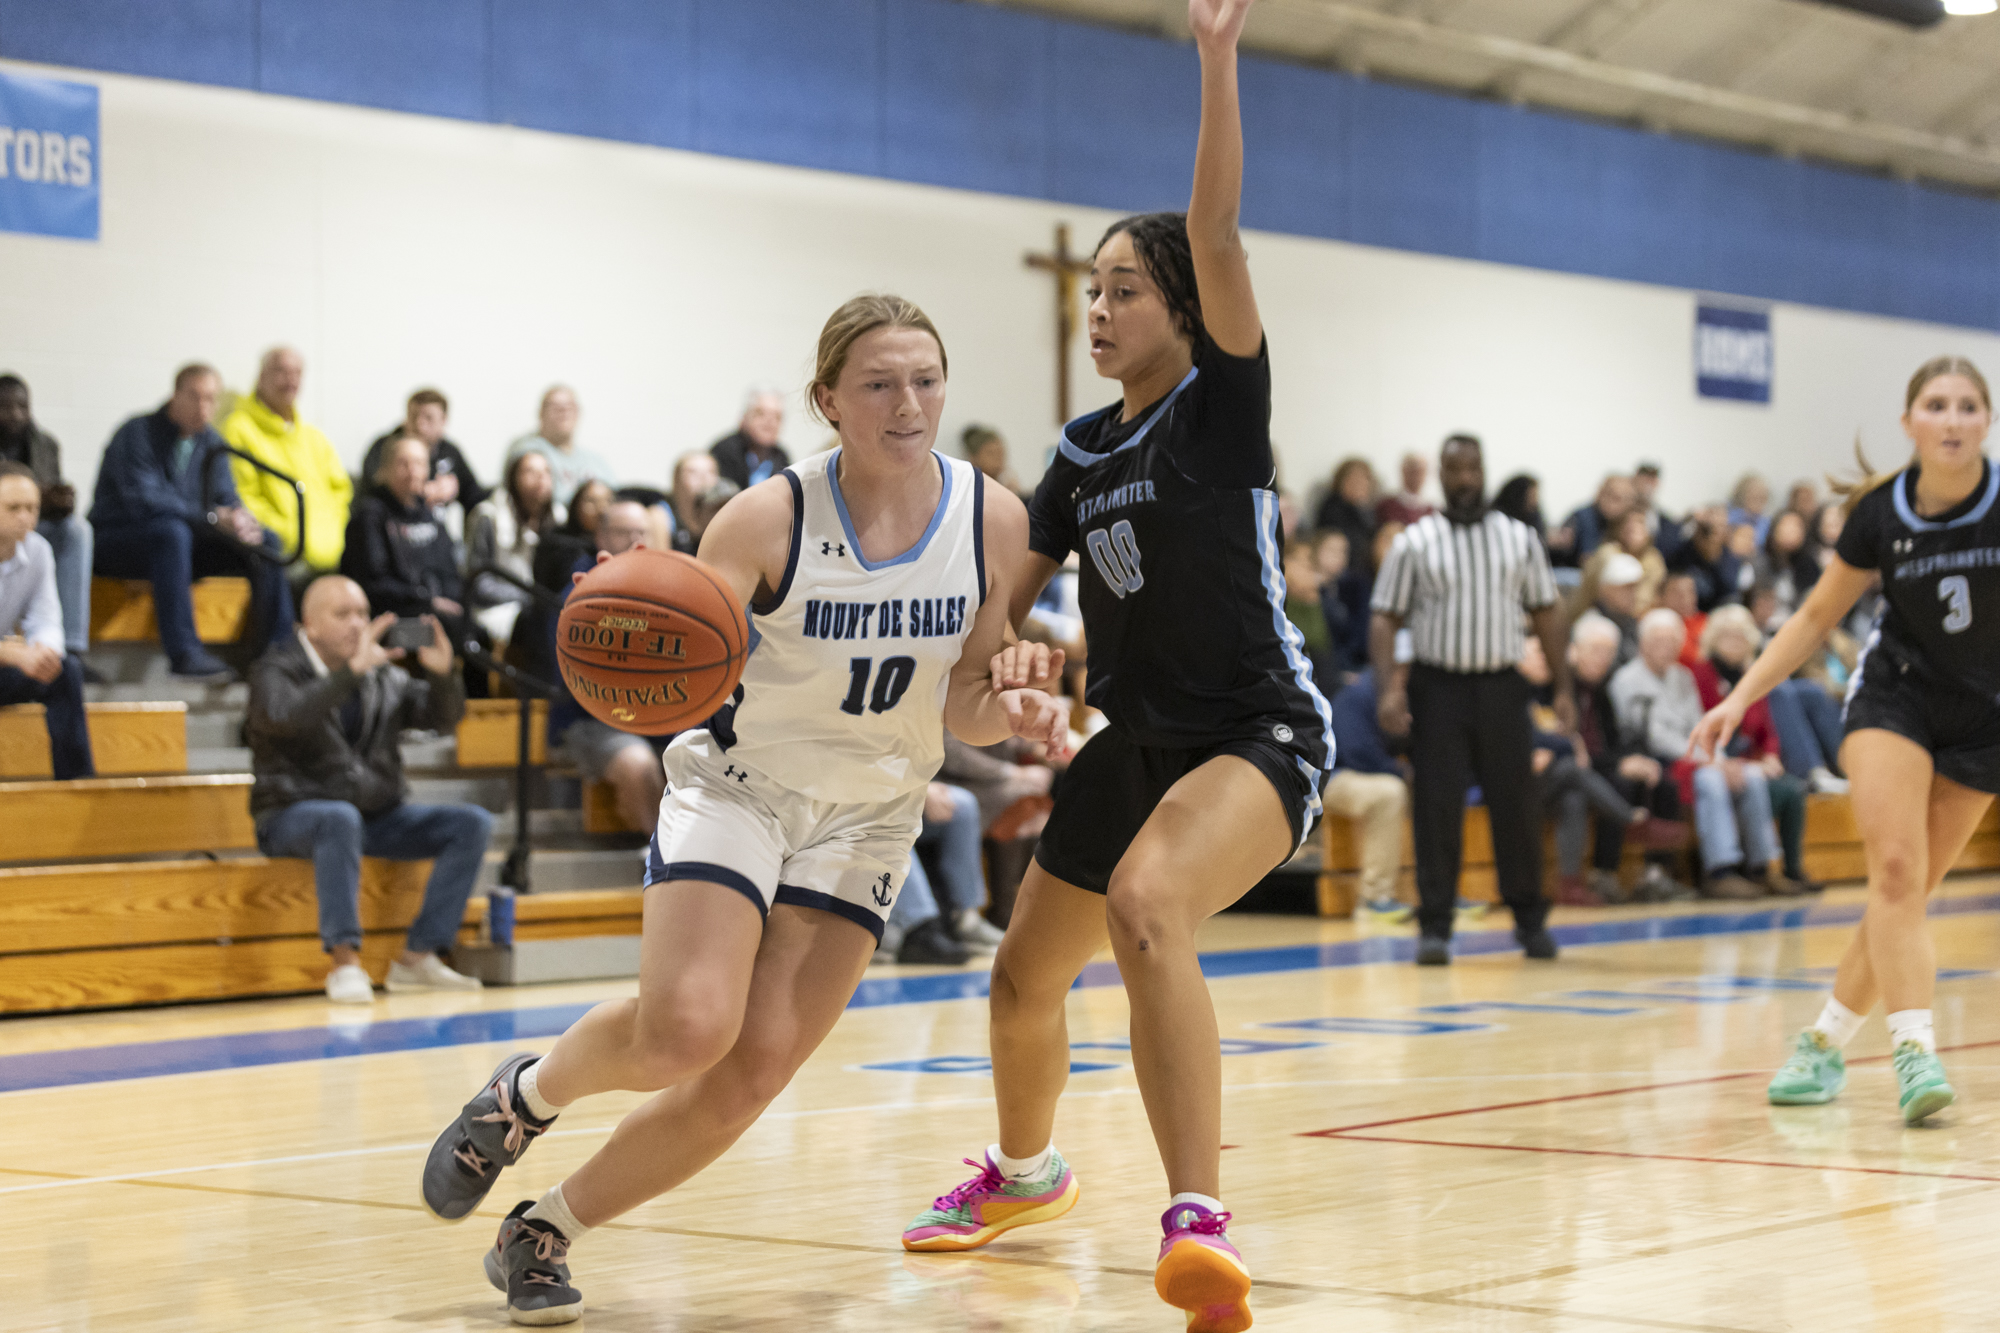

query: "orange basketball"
left=555, top=548, right=749, bottom=734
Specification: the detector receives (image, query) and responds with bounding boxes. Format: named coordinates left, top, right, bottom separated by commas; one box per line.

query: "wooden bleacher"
left=89, top=575, right=251, bottom=644
left=0, top=701, right=188, bottom=778
left=1315, top=795, right=2000, bottom=917
left=1, top=774, right=256, bottom=860
left=455, top=697, right=549, bottom=767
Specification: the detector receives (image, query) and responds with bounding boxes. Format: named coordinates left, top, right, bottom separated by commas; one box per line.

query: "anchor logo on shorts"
left=822, top=541, right=847, bottom=558
left=722, top=765, right=749, bottom=784
left=871, top=873, right=894, bottom=906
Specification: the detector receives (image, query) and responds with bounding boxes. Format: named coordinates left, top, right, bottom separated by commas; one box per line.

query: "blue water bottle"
left=486, top=887, right=516, bottom=947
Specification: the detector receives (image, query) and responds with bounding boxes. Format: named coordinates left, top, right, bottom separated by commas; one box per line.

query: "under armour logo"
left=822, top=541, right=847, bottom=558
left=871, top=873, right=893, bottom=906
left=722, top=765, right=748, bottom=784
left=1894, top=539, right=1914, bottom=554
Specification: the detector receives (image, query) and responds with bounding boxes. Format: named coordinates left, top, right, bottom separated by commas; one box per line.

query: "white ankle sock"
left=1168, top=1191, right=1224, bottom=1216
left=525, top=1183, right=590, bottom=1242
left=1887, top=1009, right=1936, bottom=1053
left=990, top=1143, right=1051, bottom=1182
left=1810, top=997, right=1865, bottom=1049
left=516, top=1059, right=566, bottom=1122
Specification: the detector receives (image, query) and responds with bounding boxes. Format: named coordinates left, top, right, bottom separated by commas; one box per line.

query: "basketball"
left=555, top=548, right=749, bottom=734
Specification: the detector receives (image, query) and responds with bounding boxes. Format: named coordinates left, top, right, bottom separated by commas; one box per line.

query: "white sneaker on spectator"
left=387, top=955, right=484, bottom=993
left=325, top=963, right=376, bottom=1005
left=1808, top=767, right=1851, bottom=795
left=955, top=909, right=1006, bottom=949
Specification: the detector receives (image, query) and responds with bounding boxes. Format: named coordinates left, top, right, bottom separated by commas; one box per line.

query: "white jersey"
left=688, top=447, right=988, bottom=804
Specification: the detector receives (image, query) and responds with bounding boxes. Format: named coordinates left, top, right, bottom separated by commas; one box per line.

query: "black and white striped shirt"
left=1371, top=510, right=1558, bottom=672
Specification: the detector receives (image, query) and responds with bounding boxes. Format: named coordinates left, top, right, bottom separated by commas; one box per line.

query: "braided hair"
left=1095, top=212, right=1206, bottom=353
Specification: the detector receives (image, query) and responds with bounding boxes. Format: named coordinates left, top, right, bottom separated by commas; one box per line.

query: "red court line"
left=1318, top=1133, right=2000, bottom=1184
left=1298, top=1037, right=2000, bottom=1138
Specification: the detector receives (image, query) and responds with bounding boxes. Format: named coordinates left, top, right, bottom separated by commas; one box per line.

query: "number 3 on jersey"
left=1940, top=574, right=1974, bottom=634
left=1086, top=520, right=1145, bottom=598
left=841, top=656, right=916, bottom=716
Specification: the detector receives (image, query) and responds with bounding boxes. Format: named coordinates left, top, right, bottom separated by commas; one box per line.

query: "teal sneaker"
left=902, top=1148, right=1079, bottom=1252
left=1893, top=1042, right=1956, bottom=1124
left=1768, top=1029, right=1847, bottom=1106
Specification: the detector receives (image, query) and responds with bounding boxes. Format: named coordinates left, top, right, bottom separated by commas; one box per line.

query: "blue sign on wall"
left=1695, top=303, right=1772, bottom=403
left=0, top=70, right=99, bottom=241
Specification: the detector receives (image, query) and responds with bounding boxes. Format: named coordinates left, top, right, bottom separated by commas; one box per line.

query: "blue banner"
left=0, top=69, right=99, bottom=241
left=1694, top=303, right=1772, bottom=403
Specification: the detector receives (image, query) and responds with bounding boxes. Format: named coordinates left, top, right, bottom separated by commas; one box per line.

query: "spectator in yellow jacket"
left=222, top=347, right=353, bottom=575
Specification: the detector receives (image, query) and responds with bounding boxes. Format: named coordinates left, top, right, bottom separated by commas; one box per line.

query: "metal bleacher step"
left=477, top=846, right=644, bottom=893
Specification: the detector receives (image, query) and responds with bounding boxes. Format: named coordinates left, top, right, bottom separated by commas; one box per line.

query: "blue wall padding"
left=0, top=0, right=1994, bottom=329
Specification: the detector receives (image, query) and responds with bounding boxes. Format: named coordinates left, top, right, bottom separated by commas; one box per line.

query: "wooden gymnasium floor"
left=6, top=880, right=2000, bottom=1332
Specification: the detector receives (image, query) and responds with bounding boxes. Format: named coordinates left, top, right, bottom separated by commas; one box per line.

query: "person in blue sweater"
left=92, top=364, right=294, bottom=677
left=1324, top=663, right=1410, bottom=915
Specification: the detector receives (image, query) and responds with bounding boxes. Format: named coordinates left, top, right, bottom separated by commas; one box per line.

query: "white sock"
left=1168, top=1191, right=1225, bottom=1216
left=1887, top=1009, right=1936, bottom=1053
left=1810, top=997, right=1865, bottom=1049
left=515, top=1059, right=566, bottom=1122
left=525, top=1183, right=590, bottom=1242
left=990, top=1142, right=1051, bottom=1181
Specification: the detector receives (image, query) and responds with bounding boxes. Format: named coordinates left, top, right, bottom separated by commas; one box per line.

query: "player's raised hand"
left=990, top=641, right=1066, bottom=693
left=999, top=687, right=1071, bottom=759
left=1686, top=698, right=1745, bottom=764
left=1189, top=0, right=1254, bottom=49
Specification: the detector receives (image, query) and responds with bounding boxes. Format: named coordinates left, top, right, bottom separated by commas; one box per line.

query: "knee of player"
left=1103, top=870, right=1185, bottom=949
left=1868, top=845, right=1927, bottom=901
left=716, top=1035, right=807, bottom=1113
left=632, top=995, right=741, bottom=1086
left=988, top=946, right=1063, bottom=1021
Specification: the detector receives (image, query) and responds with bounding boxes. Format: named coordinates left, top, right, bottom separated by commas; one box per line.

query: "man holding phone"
left=247, top=575, right=492, bottom=1003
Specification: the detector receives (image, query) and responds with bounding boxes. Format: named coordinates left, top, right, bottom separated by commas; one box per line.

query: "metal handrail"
left=467, top=561, right=562, bottom=609
left=200, top=444, right=305, bottom=566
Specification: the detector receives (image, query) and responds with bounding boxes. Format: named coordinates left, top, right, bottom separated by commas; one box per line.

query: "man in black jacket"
left=707, top=386, right=791, bottom=489
left=1570, top=613, right=1693, bottom=902
left=92, top=364, right=294, bottom=680
left=342, top=434, right=466, bottom=620
left=359, top=387, right=489, bottom=515
left=248, top=574, right=491, bottom=1004
left=0, top=373, right=92, bottom=656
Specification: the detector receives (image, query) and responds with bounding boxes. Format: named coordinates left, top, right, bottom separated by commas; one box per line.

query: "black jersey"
left=1026, top=332, right=1332, bottom=773
left=1838, top=460, right=2000, bottom=702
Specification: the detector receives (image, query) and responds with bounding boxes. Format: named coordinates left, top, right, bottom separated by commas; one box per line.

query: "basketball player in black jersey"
left=1691, top=356, right=1994, bottom=1125
left=901, top=4, right=1324, bottom=1329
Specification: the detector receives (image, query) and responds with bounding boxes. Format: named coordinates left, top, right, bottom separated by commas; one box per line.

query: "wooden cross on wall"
left=1025, top=223, right=1094, bottom=424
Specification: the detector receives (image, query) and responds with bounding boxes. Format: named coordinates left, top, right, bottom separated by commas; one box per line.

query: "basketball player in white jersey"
left=416, top=294, right=1067, bottom=1325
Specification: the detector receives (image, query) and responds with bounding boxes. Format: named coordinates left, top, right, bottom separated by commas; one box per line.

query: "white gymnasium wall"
left=5, top=59, right=1999, bottom=523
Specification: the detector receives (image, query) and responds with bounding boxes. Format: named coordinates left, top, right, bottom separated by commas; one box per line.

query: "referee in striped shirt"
left=1370, top=434, right=1573, bottom=966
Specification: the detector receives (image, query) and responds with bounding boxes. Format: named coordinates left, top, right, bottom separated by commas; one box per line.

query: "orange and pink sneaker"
left=1155, top=1201, right=1251, bottom=1332
left=901, top=1149, right=1079, bottom=1252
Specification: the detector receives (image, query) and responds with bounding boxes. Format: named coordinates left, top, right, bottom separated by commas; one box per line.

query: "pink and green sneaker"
left=1155, top=1203, right=1251, bottom=1333
left=902, top=1149, right=1079, bottom=1252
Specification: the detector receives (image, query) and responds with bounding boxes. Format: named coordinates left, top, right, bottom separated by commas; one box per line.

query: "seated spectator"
left=552, top=501, right=670, bottom=835
left=654, top=452, right=718, bottom=555
left=1692, top=606, right=1814, bottom=893
left=939, top=732, right=1056, bottom=925
left=1659, top=572, right=1706, bottom=667
left=1315, top=457, right=1379, bottom=572
left=1728, top=472, right=1773, bottom=544
left=466, top=451, right=557, bottom=646
left=1322, top=665, right=1409, bottom=915
left=1578, top=509, right=1665, bottom=612
left=1668, top=508, right=1740, bottom=612
left=1803, top=502, right=1844, bottom=590
left=1282, top=538, right=1340, bottom=689
left=248, top=576, right=489, bottom=1003
left=961, top=425, right=1022, bottom=497
left=878, top=852, right=971, bottom=966
left=710, top=385, right=792, bottom=489
left=0, top=462, right=93, bottom=779
left=1492, top=473, right=1545, bottom=545
left=1522, top=635, right=1680, bottom=906
left=691, top=479, right=741, bottom=544
left=222, top=347, right=353, bottom=581
left=1612, top=608, right=1780, bottom=900
left=506, top=385, right=617, bottom=508
left=908, top=780, right=1008, bottom=957
left=1549, top=473, right=1636, bottom=568
left=1765, top=660, right=1851, bottom=795
left=1312, top=527, right=1369, bottom=686
left=360, top=388, right=489, bottom=537
left=0, top=374, right=90, bottom=657
left=1374, top=451, right=1434, bottom=529
left=341, top=434, right=467, bottom=622
left=1756, top=510, right=1816, bottom=623
left=1569, top=615, right=1691, bottom=902
left=533, top=479, right=615, bottom=593
left=1576, top=551, right=1644, bottom=666
left=92, top=364, right=295, bottom=680
left=1631, top=461, right=1683, bottom=562
left=1784, top=478, right=1820, bottom=526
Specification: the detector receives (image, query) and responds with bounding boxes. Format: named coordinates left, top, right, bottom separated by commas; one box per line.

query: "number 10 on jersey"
left=841, top=656, right=916, bottom=715
left=1087, top=520, right=1145, bottom=598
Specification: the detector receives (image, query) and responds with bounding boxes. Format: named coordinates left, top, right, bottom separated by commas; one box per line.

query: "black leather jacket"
left=247, top=633, right=465, bottom=820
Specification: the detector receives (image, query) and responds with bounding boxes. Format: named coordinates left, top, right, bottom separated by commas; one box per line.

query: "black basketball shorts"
left=1844, top=649, right=2000, bottom=796
left=1031, top=725, right=1324, bottom=896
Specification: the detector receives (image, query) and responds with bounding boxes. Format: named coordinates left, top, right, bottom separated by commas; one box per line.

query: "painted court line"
left=2, top=892, right=1994, bottom=1095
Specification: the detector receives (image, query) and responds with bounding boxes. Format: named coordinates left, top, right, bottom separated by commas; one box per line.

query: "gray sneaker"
left=422, top=1054, right=555, bottom=1222
left=484, top=1201, right=583, bottom=1325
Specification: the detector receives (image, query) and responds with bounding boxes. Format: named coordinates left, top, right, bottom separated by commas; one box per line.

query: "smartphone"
left=383, top=617, right=433, bottom=651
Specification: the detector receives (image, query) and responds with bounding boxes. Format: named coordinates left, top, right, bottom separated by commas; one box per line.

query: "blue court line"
left=3, top=893, right=1996, bottom=1096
